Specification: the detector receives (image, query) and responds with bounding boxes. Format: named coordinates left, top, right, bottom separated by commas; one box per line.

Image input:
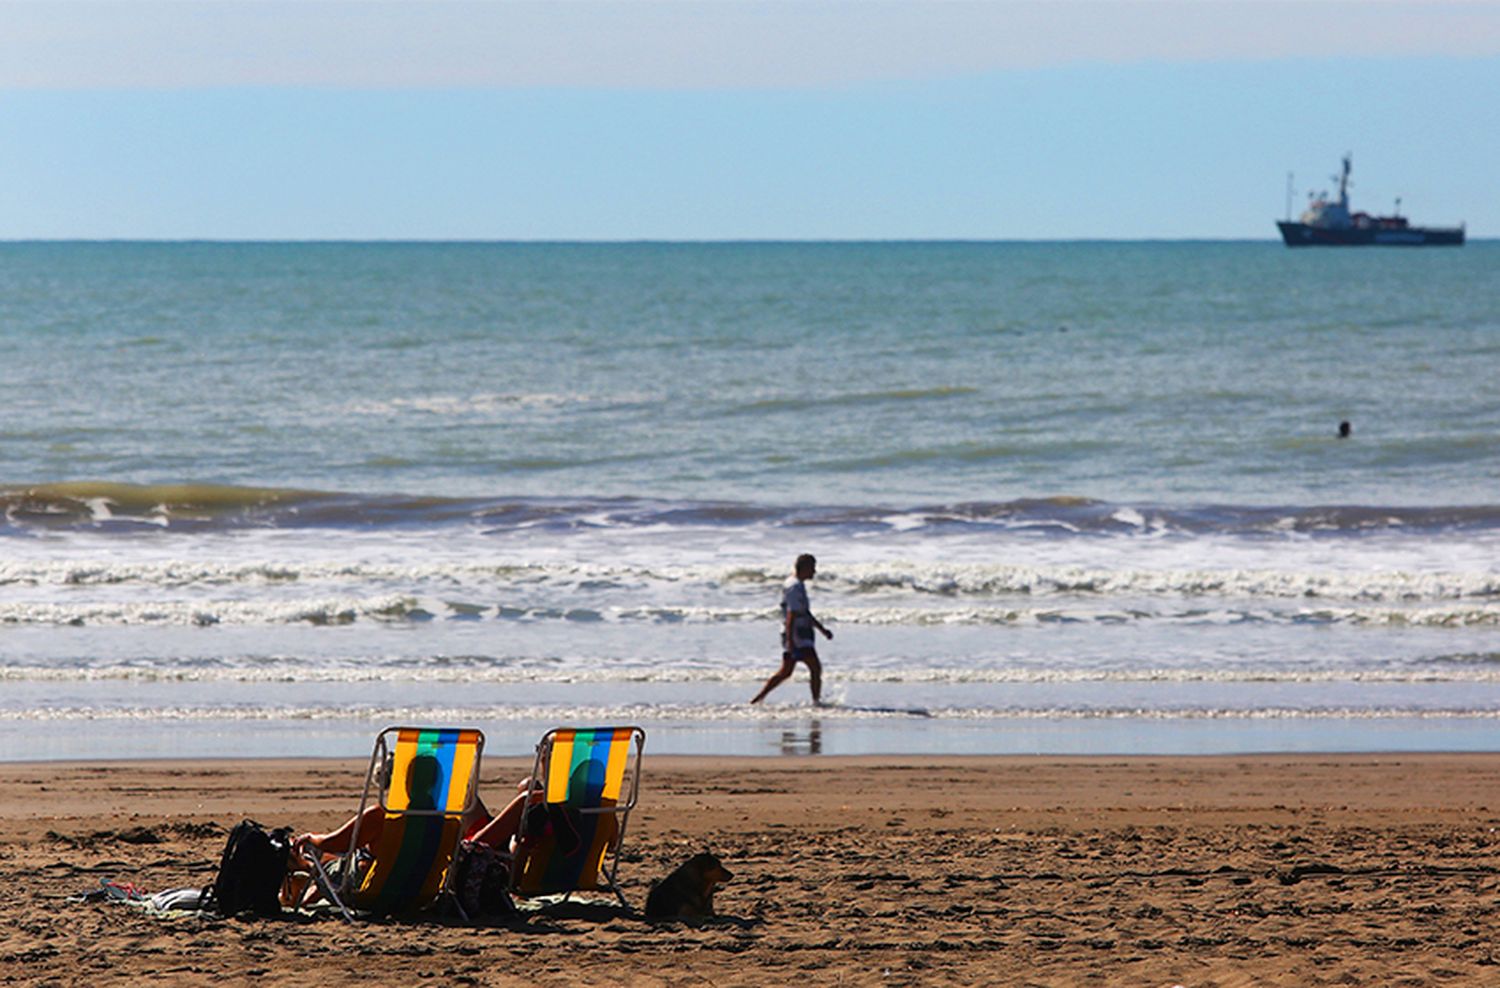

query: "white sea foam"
left=5, top=702, right=1498, bottom=723
left=3, top=557, right=1496, bottom=603
left=0, top=594, right=423, bottom=627
left=343, top=392, right=589, bottom=416
left=82, top=497, right=114, bottom=522
left=6, top=663, right=1500, bottom=685
left=3, top=595, right=1499, bottom=629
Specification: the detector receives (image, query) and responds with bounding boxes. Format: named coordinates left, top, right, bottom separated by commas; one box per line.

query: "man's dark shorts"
left=784, top=647, right=817, bottom=663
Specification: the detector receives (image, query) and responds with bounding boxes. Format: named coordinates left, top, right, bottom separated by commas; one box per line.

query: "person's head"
left=795, top=553, right=817, bottom=580
left=1338, top=420, right=1352, bottom=438
left=403, top=753, right=444, bottom=810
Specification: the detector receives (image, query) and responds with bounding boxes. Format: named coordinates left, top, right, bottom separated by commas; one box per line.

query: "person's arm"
left=297, top=804, right=382, bottom=856
left=800, top=584, right=832, bottom=639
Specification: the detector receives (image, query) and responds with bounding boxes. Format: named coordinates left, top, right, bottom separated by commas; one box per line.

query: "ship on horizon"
left=1277, top=155, right=1464, bottom=247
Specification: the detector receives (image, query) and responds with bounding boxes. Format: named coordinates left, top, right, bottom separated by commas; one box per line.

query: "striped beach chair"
left=324, top=726, right=485, bottom=918
left=512, top=726, right=645, bottom=908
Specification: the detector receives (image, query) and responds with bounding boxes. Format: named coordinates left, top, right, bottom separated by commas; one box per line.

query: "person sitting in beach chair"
left=288, top=726, right=534, bottom=918
left=511, top=726, right=645, bottom=909
left=296, top=774, right=535, bottom=870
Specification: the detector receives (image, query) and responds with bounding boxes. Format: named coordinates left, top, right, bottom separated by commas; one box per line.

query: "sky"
left=2, top=0, right=1497, bottom=240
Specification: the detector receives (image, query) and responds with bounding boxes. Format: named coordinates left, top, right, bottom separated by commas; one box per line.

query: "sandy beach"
left=2, top=754, right=1497, bottom=986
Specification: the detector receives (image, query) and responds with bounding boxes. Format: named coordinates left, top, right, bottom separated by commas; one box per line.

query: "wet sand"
left=3, top=754, right=1498, bottom=986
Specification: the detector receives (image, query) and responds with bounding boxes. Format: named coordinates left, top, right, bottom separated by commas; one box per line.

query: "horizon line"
left=4, top=236, right=1489, bottom=246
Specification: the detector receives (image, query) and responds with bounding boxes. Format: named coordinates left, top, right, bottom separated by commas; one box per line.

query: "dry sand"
left=2, top=754, right=1498, bottom=986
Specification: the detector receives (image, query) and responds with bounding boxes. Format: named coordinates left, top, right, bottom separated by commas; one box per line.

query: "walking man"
left=750, top=553, right=832, bottom=705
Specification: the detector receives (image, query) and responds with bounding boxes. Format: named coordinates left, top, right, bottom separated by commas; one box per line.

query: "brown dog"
left=644, top=852, right=733, bottom=918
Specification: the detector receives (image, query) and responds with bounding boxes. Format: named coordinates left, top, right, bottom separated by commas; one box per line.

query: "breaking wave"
left=2, top=558, right=1497, bottom=604
left=2, top=597, right=1499, bottom=629
left=9, top=481, right=1500, bottom=538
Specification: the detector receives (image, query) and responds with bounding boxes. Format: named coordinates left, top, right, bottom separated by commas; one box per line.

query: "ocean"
left=3, top=240, right=1498, bottom=759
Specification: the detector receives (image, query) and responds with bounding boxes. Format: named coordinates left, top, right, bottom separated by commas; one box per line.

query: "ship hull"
left=1277, top=221, right=1465, bottom=247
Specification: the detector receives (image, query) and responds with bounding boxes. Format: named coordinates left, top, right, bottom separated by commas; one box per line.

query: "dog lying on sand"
left=645, top=852, right=733, bottom=918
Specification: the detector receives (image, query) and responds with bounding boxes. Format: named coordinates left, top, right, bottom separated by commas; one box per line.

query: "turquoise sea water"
left=2, top=241, right=1498, bottom=758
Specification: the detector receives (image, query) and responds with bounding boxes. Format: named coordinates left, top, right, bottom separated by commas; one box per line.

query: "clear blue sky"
left=2, top=1, right=1496, bottom=240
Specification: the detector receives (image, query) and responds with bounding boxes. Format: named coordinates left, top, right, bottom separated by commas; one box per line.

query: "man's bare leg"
left=751, top=654, right=797, bottom=704
left=806, top=652, right=823, bottom=705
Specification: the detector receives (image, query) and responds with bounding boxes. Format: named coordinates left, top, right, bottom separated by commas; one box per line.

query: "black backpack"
left=204, top=819, right=292, bottom=918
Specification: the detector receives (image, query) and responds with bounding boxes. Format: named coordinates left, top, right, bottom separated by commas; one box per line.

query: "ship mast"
left=1337, top=154, right=1351, bottom=210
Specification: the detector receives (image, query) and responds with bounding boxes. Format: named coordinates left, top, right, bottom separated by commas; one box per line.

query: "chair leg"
left=308, top=854, right=355, bottom=923
left=445, top=888, right=471, bottom=924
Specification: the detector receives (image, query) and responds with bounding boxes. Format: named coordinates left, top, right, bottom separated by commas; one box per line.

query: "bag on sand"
left=450, top=839, right=516, bottom=919
left=203, top=819, right=292, bottom=918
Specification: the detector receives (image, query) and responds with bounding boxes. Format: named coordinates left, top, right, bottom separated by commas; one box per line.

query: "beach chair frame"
left=317, top=725, right=485, bottom=921
left=513, top=725, right=645, bottom=909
